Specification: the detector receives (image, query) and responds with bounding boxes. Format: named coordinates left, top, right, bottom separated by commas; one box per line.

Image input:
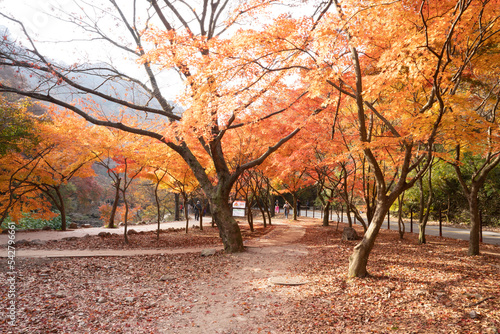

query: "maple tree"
left=70, top=176, right=104, bottom=215
left=0, top=96, right=36, bottom=156
left=92, top=133, right=125, bottom=229
left=0, top=108, right=96, bottom=229
left=234, top=168, right=274, bottom=230
left=117, top=157, right=145, bottom=243
left=145, top=150, right=201, bottom=234
left=0, top=1, right=499, bottom=284
left=290, top=0, right=500, bottom=277
left=247, top=169, right=274, bottom=228
left=0, top=148, right=52, bottom=226
left=0, top=95, right=41, bottom=225
left=140, top=166, right=175, bottom=237
left=0, top=0, right=331, bottom=253
left=91, top=128, right=149, bottom=241
left=441, top=56, right=500, bottom=255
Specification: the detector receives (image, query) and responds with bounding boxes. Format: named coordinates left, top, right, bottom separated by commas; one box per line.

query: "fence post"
left=410, top=209, right=413, bottom=233
left=439, top=207, right=442, bottom=238
left=480, top=211, right=483, bottom=243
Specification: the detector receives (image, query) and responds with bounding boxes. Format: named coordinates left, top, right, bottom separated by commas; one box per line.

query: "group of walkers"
left=274, top=199, right=300, bottom=219
left=188, top=199, right=302, bottom=220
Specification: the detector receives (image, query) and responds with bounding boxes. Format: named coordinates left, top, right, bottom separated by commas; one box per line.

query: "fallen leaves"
left=1, top=222, right=499, bottom=333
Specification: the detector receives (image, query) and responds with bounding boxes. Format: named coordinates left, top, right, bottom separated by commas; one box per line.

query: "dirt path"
left=0, top=220, right=201, bottom=244
left=157, top=223, right=308, bottom=334
left=6, top=220, right=310, bottom=333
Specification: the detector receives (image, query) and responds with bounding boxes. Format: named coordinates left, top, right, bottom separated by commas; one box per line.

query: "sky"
left=1, top=0, right=270, bottom=101
left=0, top=0, right=315, bottom=102
left=0, top=0, right=180, bottom=95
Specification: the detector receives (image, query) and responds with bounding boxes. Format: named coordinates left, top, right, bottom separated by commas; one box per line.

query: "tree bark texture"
left=348, top=201, right=390, bottom=278
left=108, top=178, right=121, bottom=229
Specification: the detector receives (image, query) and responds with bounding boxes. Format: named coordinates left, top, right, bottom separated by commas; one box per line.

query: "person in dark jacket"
left=194, top=201, right=202, bottom=220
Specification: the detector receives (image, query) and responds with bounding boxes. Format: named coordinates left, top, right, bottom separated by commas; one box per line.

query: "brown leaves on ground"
left=278, top=224, right=500, bottom=333
left=1, top=221, right=499, bottom=334
left=15, top=224, right=274, bottom=250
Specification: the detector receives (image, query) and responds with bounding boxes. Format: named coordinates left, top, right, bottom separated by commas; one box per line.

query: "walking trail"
left=5, top=220, right=310, bottom=333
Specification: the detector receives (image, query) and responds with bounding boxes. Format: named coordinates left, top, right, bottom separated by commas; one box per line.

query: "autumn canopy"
left=0, top=0, right=499, bottom=277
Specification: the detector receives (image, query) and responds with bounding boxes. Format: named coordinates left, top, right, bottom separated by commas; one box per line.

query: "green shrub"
left=1, top=213, right=63, bottom=231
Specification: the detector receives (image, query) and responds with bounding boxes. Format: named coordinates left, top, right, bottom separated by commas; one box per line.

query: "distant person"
left=194, top=201, right=202, bottom=220
left=296, top=199, right=300, bottom=217
left=275, top=200, right=279, bottom=214
left=283, top=202, right=291, bottom=219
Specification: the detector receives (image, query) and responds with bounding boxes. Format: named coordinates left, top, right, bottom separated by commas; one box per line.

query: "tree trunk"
left=155, top=181, right=161, bottom=240
left=271, top=195, right=276, bottom=218
left=417, top=166, right=433, bottom=244
left=108, top=177, right=121, bottom=229
left=52, top=186, right=67, bottom=231
left=292, top=196, right=298, bottom=220
left=174, top=193, right=180, bottom=221
left=246, top=204, right=254, bottom=232
left=322, top=202, right=330, bottom=226
left=257, top=198, right=267, bottom=228
left=262, top=192, right=272, bottom=226
left=199, top=203, right=204, bottom=231
left=210, top=189, right=244, bottom=252
left=348, top=201, right=390, bottom=278
left=199, top=202, right=205, bottom=231
left=183, top=196, right=189, bottom=225
left=397, top=194, right=405, bottom=239
left=467, top=188, right=481, bottom=256
left=345, top=203, right=353, bottom=228
left=123, top=192, right=129, bottom=244
left=452, top=146, right=500, bottom=256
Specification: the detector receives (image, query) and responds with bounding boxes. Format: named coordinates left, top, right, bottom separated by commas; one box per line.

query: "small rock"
left=201, top=249, right=217, bottom=257
left=62, top=237, right=78, bottom=241
left=81, top=224, right=91, bottom=228
left=119, top=222, right=125, bottom=226
left=341, top=227, right=359, bottom=241
left=469, top=310, right=478, bottom=319
left=125, top=297, right=135, bottom=302
left=269, top=276, right=309, bottom=286
left=127, top=229, right=138, bottom=235
left=30, top=239, right=46, bottom=245
left=42, top=225, right=52, bottom=230
left=16, top=239, right=30, bottom=245
left=414, top=289, right=428, bottom=296
left=97, top=297, right=106, bottom=303
left=55, top=292, right=66, bottom=298
left=69, top=222, right=78, bottom=229
left=98, top=232, right=111, bottom=237
left=159, top=275, right=176, bottom=281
